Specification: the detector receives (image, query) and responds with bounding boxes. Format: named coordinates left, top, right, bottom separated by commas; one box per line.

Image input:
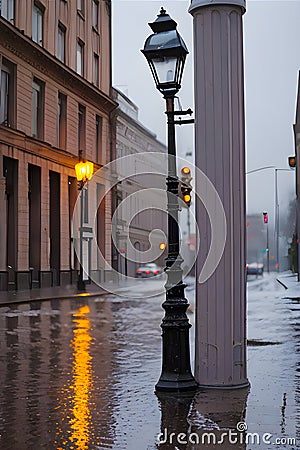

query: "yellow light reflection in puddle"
left=69, top=305, right=92, bottom=449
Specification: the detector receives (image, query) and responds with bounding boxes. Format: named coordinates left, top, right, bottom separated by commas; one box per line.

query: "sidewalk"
left=276, top=271, right=300, bottom=299
left=0, top=275, right=170, bottom=306
left=0, top=282, right=107, bottom=307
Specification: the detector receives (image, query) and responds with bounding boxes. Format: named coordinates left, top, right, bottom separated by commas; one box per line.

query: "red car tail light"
left=145, top=270, right=151, bottom=274
left=154, top=270, right=160, bottom=274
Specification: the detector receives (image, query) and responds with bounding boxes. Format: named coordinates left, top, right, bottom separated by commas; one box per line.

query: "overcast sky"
left=112, top=0, right=299, bottom=223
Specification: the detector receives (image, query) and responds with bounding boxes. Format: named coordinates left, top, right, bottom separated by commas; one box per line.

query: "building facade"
left=246, top=214, right=267, bottom=265
left=112, top=88, right=167, bottom=278
left=0, top=0, right=116, bottom=290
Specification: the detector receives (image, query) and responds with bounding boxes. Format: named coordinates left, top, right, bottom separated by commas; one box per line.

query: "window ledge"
left=92, top=26, right=99, bottom=35
left=77, top=10, right=85, bottom=21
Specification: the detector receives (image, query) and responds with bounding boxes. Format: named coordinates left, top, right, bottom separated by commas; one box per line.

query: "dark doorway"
left=3, top=156, right=18, bottom=289
left=97, top=183, right=105, bottom=268
left=68, top=176, right=79, bottom=273
left=28, top=164, right=41, bottom=287
left=49, top=171, right=60, bottom=285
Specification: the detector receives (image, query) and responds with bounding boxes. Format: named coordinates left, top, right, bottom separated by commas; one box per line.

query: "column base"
left=198, top=380, right=250, bottom=390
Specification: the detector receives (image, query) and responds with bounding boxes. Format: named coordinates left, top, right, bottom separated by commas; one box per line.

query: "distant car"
left=246, top=262, right=264, bottom=277
left=136, top=263, right=163, bottom=278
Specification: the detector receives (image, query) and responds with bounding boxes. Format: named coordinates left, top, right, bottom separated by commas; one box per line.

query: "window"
left=57, top=92, right=66, bottom=149
left=0, top=57, right=15, bottom=127
left=32, top=3, right=43, bottom=46
left=32, top=78, right=44, bottom=139
left=95, top=115, right=102, bottom=162
left=0, top=0, right=15, bottom=22
left=76, top=40, right=84, bottom=76
left=77, top=0, right=84, bottom=16
left=92, top=0, right=99, bottom=30
left=78, top=104, right=85, bottom=153
left=57, top=23, right=66, bottom=63
left=93, top=53, right=99, bottom=87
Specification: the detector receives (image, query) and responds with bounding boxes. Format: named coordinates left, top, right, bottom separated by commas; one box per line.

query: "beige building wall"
left=0, top=0, right=116, bottom=290
left=112, top=89, right=167, bottom=277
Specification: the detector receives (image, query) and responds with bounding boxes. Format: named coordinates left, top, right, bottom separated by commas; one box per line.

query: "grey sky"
left=112, top=0, right=299, bottom=222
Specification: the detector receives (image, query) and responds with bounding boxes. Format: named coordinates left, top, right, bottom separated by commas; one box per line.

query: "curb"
left=0, top=290, right=108, bottom=308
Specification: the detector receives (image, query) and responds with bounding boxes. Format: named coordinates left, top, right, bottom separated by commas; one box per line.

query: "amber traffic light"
left=180, top=167, right=192, bottom=206
left=288, top=156, right=296, bottom=168
left=182, top=166, right=191, bottom=175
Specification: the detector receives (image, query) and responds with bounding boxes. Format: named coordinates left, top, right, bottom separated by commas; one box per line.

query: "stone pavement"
left=0, top=273, right=175, bottom=306
left=0, top=282, right=107, bottom=306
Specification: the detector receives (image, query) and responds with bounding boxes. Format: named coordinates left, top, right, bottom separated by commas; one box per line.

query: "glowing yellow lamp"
left=75, top=160, right=94, bottom=182
left=181, top=166, right=190, bottom=175
left=159, top=243, right=166, bottom=250
left=183, top=194, right=191, bottom=203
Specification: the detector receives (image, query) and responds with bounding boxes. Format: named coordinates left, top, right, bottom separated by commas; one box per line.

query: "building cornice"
left=189, top=0, right=246, bottom=15
left=0, top=125, right=101, bottom=171
left=117, top=109, right=166, bottom=150
left=0, top=17, right=117, bottom=114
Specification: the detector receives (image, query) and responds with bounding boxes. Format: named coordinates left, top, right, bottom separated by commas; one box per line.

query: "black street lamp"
left=75, top=158, right=93, bottom=292
left=142, top=8, right=198, bottom=392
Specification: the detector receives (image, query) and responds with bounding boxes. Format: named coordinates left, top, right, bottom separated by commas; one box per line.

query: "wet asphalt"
left=0, top=274, right=299, bottom=449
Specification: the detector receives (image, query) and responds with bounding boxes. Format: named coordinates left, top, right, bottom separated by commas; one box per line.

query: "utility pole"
left=263, top=212, right=270, bottom=273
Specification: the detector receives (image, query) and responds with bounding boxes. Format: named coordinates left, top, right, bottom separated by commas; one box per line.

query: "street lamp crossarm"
left=167, top=108, right=193, bottom=116
left=172, top=118, right=195, bottom=125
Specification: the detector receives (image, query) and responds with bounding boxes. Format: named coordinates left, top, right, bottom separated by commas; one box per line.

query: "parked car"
left=246, top=262, right=264, bottom=277
left=136, top=263, right=163, bottom=278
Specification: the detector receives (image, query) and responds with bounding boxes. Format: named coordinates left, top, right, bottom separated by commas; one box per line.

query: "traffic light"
left=180, top=167, right=192, bottom=207
left=181, top=184, right=192, bottom=206
left=263, top=212, right=268, bottom=224
left=181, top=166, right=191, bottom=179
left=288, top=156, right=296, bottom=168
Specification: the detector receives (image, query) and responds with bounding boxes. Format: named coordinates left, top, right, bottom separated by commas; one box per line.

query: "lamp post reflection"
left=69, top=305, right=93, bottom=449
left=156, top=388, right=249, bottom=449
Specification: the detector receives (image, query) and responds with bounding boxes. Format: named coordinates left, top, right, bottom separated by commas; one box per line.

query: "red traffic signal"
left=263, top=212, right=268, bottom=224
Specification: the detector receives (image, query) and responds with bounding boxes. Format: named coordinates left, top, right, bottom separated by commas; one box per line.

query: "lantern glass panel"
left=151, top=56, right=177, bottom=85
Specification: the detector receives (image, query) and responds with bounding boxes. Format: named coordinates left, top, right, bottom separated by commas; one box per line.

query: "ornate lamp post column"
left=142, top=8, right=198, bottom=392
left=75, top=158, right=94, bottom=292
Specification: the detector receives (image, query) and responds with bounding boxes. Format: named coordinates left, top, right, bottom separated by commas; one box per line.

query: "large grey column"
left=189, top=0, right=249, bottom=388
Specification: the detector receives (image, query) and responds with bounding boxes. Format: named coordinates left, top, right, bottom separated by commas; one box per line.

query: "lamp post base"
left=155, top=294, right=199, bottom=393
left=156, top=377, right=199, bottom=392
